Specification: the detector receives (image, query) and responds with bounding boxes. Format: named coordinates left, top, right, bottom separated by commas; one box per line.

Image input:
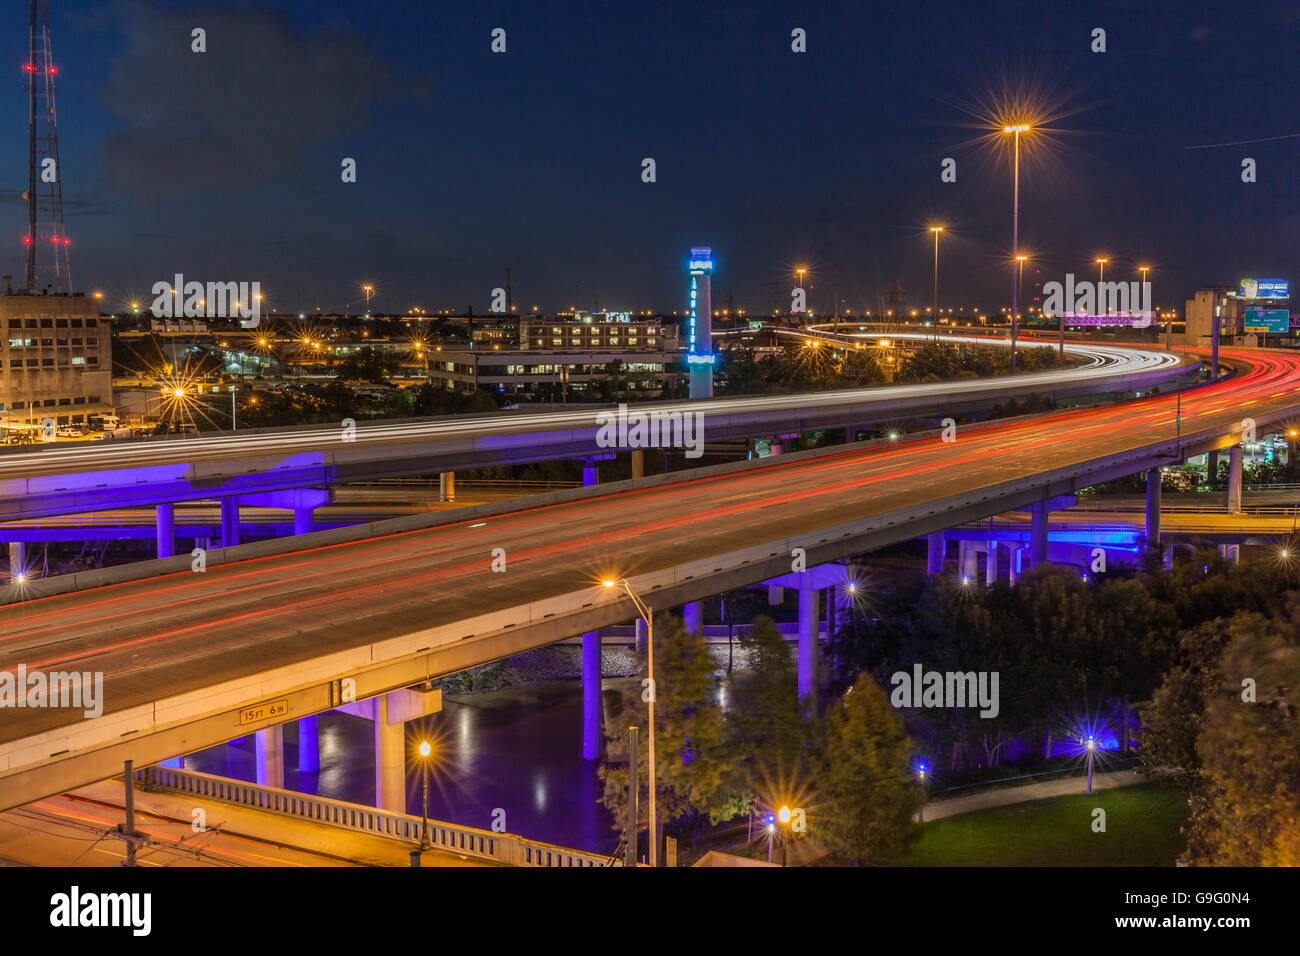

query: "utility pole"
left=625, top=726, right=639, bottom=867
left=505, top=267, right=513, bottom=315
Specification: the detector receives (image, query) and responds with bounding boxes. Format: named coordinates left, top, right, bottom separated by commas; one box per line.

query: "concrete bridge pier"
left=630, top=449, right=645, bottom=479
left=797, top=574, right=818, bottom=711
left=1030, top=504, right=1049, bottom=566
left=959, top=540, right=978, bottom=580
left=7, top=541, right=25, bottom=580
left=1218, top=543, right=1240, bottom=566
left=439, top=472, right=455, bottom=502
left=683, top=601, right=703, bottom=635
left=293, top=507, right=313, bottom=536
left=1146, top=469, right=1162, bottom=552
left=926, top=531, right=946, bottom=574
left=634, top=618, right=647, bottom=653
left=582, top=631, right=602, bottom=760
left=220, top=498, right=240, bottom=548
left=1227, top=445, right=1243, bottom=515
left=156, top=502, right=175, bottom=559
left=255, top=726, right=284, bottom=789
left=985, top=540, right=998, bottom=585
left=767, top=585, right=784, bottom=605
left=297, top=716, right=320, bottom=773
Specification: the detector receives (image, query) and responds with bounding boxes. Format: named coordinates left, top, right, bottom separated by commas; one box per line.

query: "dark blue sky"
left=4, top=0, right=1299, bottom=316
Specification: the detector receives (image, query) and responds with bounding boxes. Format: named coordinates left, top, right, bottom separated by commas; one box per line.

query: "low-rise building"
left=0, top=292, right=112, bottom=427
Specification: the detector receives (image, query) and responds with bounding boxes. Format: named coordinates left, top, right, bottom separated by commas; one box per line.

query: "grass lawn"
left=898, top=782, right=1189, bottom=866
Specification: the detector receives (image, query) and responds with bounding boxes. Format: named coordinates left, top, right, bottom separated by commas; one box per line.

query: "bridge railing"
left=134, top=765, right=618, bottom=868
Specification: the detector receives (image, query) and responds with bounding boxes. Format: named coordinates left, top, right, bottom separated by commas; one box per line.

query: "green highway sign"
left=1245, top=307, right=1290, bottom=333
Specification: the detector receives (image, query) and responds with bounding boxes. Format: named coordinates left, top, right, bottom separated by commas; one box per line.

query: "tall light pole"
left=605, top=578, right=657, bottom=866
left=930, top=226, right=943, bottom=344
left=362, top=283, right=374, bottom=316
left=1004, top=124, right=1030, bottom=373
left=417, top=740, right=432, bottom=850
left=1083, top=735, right=1096, bottom=795
left=795, top=268, right=807, bottom=329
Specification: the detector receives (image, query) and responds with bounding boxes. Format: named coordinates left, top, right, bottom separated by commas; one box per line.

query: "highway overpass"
left=0, top=336, right=1188, bottom=523
left=0, top=344, right=1293, bottom=810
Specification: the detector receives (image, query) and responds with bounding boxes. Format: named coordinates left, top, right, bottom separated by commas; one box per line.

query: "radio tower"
left=24, top=0, right=71, bottom=294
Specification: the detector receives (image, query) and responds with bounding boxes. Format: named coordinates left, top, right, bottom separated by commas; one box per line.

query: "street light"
left=417, top=740, right=432, bottom=850
left=930, top=227, right=944, bottom=344
left=1003, top=123, right=1031, bottom=374
left=603, top=577, right=658, bottom=866
left=916, top=764, right=929, bottom=822
left=777, top=805, right=791, bottom=867
left=1095, top=257, right=1109, bottom=315
left=1083, top=735, right=1096, bottom=794
left=362, top=283, right=374, bottom=316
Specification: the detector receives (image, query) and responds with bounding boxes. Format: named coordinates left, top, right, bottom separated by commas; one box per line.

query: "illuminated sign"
left=1240, top=278, right=1289, bottom=299
left=1244, top=307, right=1290, bottom=333
left=239, top=698, right=289, bottom=725
left=686, top=353, right=716, bottom=364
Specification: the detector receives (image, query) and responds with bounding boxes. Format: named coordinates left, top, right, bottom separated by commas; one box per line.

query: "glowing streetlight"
left=1083, top=735, right=1096, bottom=794
left=604, top=577, right=659, bottom=866
left=929, top=226, right=944, bottom=343
left=417, top=739, right=432, bottom=850
left=1003, top=123, right=1031, bottom=373
left=916, top=763, right=929, bottom=821
left=362, top=283, right=374, bottom=315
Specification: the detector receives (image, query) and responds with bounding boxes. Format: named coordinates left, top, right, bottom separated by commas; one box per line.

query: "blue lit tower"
left=687, top=247, right=714, bottom=398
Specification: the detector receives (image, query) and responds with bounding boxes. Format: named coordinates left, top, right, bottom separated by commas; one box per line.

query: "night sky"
left=3, top=0, right=1298, bottom=317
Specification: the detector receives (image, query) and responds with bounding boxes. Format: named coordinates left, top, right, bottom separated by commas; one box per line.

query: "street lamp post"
left=1083, top=736, right=1096, bottom=795
left=930, top=227, right=943, bottom=345
left=417, top=740, right=432, bottom=850
left=362, top=284, right=374, bottom=316
left=1094, top=258, right=1109, bottom=343
left=605, top=578, right=657, bottom=866
left=1004, top=124, right=1030, bottom=373
left=778, top=805, right=791, bottom=867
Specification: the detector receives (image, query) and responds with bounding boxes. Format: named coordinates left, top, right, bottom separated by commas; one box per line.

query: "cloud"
left=95, top=1, right=394, bottom=200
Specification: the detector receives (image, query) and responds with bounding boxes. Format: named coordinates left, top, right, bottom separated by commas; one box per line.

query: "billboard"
left=1244, top=307, right=1290, bottom=333
left=1240, top=278, right=1289, bottom=299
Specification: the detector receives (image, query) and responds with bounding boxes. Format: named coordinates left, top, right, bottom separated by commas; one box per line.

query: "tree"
left=335, top=345, right=399, bottom=383
left=816, top=673, right=923, bottom=863
left=1187, top=603, right=1300, bottom=865
left=726, top=616, right=810, bottom=810
left=600, top=615, right=739, bottom=846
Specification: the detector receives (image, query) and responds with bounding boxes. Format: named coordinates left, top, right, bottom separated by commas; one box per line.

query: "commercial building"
left=427, top=348, right=679, bottom=398
left=1184, top=279, right=1293, bottom=348
left=519, top=316, right=673, bottom=352
left=0, top=292, right=112, bottom=427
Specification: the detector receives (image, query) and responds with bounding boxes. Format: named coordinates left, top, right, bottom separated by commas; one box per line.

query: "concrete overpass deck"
left=0, top=345, right=1294, bottom=810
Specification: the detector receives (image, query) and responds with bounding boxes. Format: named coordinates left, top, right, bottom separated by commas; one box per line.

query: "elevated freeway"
left=0, top=336, right=1187, bottom=522
left=0, top=345, right=1289, bottom=810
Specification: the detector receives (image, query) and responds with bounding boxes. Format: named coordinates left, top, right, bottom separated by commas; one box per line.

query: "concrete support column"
left=156, top=502, right=175, bottom=559
left=374, top=695, right=407, bottom=812
left=959, top=540, right=978, bottom=580
left=683, top=601, right=702, bottom=635
left=1207, top=448, right=1220, bottom=487
left=1030, top=504, right=1049, bottom=566
left=255, top=726, right=284, bottom=789
left=769, top=440, right=783, bottom=457
left=797, top=576, right=818, bottom=711
left=439, top=472, right=455, bottom=502
left=8, top=541, right=26, bottom=580
left=1227, top=445, right=1243, bottom=515
left=582, top=461, right=599, bottom=487
left=1009, top=547, right=1023, bottom=586
left=926, top=531, right=946, bottom=574
left=1146, top=469, right=1162, bottom=551
left=582, top=631, right=602, bottom=761
left=1163, top=545, right=1175, bottom=571
left=767, top=585, right=784, bottom=606
left=297, top=715, right=320, bottom=774
left=634, top=617, right=647, bottom=653
left=220, top=498, right=239, bottom=549
left=985, top=541, right=998, bottom=586
left=631, top=449, right=645, bottom=479
left=293, top=507, right=313, bottom=536
left=1218, top=543, right=1240, bottom=566
left=845, top=427, right=856, bottom=444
